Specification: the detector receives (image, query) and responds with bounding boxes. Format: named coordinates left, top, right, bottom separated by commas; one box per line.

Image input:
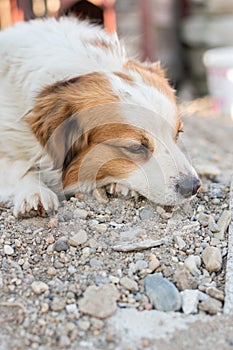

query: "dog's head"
left=25, top=60, right=200, bottom=205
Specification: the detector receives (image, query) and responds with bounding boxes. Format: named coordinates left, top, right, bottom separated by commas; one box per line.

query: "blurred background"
left=0, top=0, right=233, bottom=118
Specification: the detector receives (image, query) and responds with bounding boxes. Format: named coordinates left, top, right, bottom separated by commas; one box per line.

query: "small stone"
left=59, top=335, right=71, bottom=348
left=92, top=223, right=107, bottom=233
left=181, top=290, right=199, bottom=314
left=47, top=267, right=56, bottom=276
left=197, top=213, right=210, bottom=227
left=199, top=297, right=222, bottom=315
left=40, top=303, right=49, bottom=314
left=144, top=273, right=181, bottom=311
left=91, top=318, right=104, bottom=330
left=4, top=245, right=14, bottom=255
left=175, top=266, right=198, bottom=291
left=208, top=216, right=220, bottom=233
left=90, top=258, right=101, bottom=267
left=184, top=255, right=201, bottom=276
left=215, top=210, right=231, bottom=240
left=73, top=208, right=88, bottom=219
left=66, top=303, right=78, bottom=314
left=68, top=266, right=77, bottom=274
left=120, top=277, right=138, bottom=292
left=120, top=228, right=146, bottom=241
left=53, top=239, right=69, bottom=252
left=173, top=235, right=186, bottom=250
left=78, top=320, right=90, bottom=331
left=51, top=298, right=66, bottom=312
left=135, top=260, right=148, bottom=271
left=206, top=287, right=224, bottom=301
left=202, top=247, right=222, bottom=273
left=139, top=207, right=154, bottom=220
left=31, top=281, right=49, bottom=295
left=78, top=284, right=119, bottom=319
left=69, top=230, right=88, bottom=246
left=148, top=258, right=160, bottom=272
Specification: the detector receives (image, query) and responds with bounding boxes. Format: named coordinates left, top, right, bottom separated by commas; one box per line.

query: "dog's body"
left=0, top=17, right=200, bottom=216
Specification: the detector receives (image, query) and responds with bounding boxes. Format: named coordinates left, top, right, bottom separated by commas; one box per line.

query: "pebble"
left=73, top=208, right=88, bottom=219
left=78, top=284, right=119, bottom=319
left=66, top=303, right=78, bottom=314
left=173, top=235, right=186, bottom=250
left=180, top=290, right=199, bottom=314
left=215, top=210, right=231, bottom=239
left=206, top=287, right=224, bottom=301
left=148, top=258, right=160, bottom=272
left=59, top=335, right=71, bottom=348
left=208, top=216, right=219, bottom=233
left=51, top=298, right=66, bottom=312
left=202, top=246, right=222, bottom=273
left=120, top=228, right=145, bottom=241
left=78, top=320, right=90, bottom=331
left=198, top=297, right=222, bottom=315
left=4, top=244, right=14, bottom=255
left=139, top=207, right=154, bottom=220
left=174, top=265, right=198, bottom=291
left=144, top=273, right=181, bottom=311
left=91, top=318, right=105, bottom=330
left=47, top=266, right=57, bottom=276
left=31, top=281, right=49, bottom=295
left=120, top=277, right=138, bottom=292
left=69, top=230, right=88, bottom=246
left=184, top=255, right=201, bottom=276
left=53, top=239, right=69, bottom=252
left=196, top=213, right=210, bottom=227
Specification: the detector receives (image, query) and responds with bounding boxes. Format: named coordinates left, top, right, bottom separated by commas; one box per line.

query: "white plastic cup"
left=203, top=47, right=233, bottom=118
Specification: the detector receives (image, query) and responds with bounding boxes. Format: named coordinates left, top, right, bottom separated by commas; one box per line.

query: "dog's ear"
left=23, top=79, right=89, bottom=170
left=124, top=59, right=166, bottom=78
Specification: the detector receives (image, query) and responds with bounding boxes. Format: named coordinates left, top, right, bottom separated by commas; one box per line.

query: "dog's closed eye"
left=123, top=143, right=148, bottom=154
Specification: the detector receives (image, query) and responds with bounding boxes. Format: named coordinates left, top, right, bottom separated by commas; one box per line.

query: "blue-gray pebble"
left=144, top=273, right=181, bottom=311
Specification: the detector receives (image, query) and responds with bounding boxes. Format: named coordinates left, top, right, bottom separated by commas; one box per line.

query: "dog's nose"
left=177, top=176, right=201, bottom=198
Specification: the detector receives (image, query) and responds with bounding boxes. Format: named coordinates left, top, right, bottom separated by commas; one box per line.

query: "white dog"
left=0, top=17, right=200, bottom=216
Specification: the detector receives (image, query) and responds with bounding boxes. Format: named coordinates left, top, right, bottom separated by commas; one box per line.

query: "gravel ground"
left=0, top=113, right=232, bottom=350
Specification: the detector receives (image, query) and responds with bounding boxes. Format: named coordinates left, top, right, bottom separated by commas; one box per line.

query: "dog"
left=0, top=17, right=200, bottom=216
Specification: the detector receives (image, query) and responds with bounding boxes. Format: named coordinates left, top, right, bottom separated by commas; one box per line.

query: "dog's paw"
left=13, top=187, right=59, bottom=217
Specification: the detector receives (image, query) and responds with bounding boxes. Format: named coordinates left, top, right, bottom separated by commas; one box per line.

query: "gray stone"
left=144, top=273, right=181, bottom=312
left=202, top=246, right=222, bottom=273
left=199, top=297, right=222, bottom=315
left=197, top=213, right=210, bottom=227
left=120, top=277, right=138, bottom=292
left=139, top=207, right=154, bottom=220
left=148, top=258, right=160, bottom=272
left=73, top=208, right=88, bottom=219
left=181, top=290, right=199, bottom=315
left=208, top=216, right=220, bottom=233
left=53, top=239, right=69, bottom=252
left=173, top=235, right=186, bottom=250
left=78, top=284, right=119, bottom=319
left=66, top=303, right=78, bottom=314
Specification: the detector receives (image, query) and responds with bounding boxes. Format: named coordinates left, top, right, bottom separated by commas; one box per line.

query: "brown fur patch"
left=90, top=39, right=114, bottom=51
left=62, top=123, right=154, bottom=189
left=24, top=72, right=119, bottom=149
left=114, top=71, right=134, bottom=84
left=124, top=59, right=176, bottom=103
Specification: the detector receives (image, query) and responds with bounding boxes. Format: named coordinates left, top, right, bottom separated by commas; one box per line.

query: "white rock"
left=66, top=303, right=78, bottom=314
left=181, top=290, right=199, bottom=314
left=73, top=208, right=88, bottom=219
left=184, top=255, right=201, bottom=276
left=31, top=281, right=49, bottom=295
left=4, top=245, right=14, bottom=255
left=69, top=230, right=88, bottom=246
left=173, top=235, right=186, bottom=250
